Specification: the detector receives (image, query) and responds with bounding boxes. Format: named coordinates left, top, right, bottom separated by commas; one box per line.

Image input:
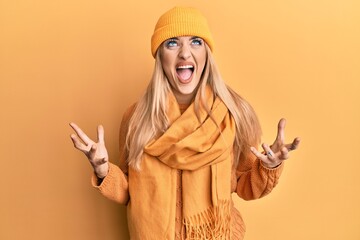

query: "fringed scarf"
left=126, top=87, right=236, bottom=240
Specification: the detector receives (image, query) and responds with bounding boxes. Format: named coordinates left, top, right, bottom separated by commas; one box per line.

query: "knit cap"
left=151, top=6, right=214, bottom=57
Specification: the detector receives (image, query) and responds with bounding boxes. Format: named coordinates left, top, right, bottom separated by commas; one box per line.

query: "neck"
left=172, top=85, right=200, bottom=105
left=173, top=92, right=195, bottom=105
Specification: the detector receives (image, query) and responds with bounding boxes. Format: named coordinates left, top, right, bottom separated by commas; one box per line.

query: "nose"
left=178, top=44, right=191, bottom=60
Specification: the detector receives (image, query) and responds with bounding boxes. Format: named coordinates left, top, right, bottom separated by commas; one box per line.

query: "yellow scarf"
left=127, top=87, right=236, bottom=240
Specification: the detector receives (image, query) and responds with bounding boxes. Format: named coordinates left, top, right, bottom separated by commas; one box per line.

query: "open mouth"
left=176, top=65, right=194, bottom=83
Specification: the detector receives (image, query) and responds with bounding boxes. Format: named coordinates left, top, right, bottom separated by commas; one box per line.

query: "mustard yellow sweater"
left=92, top=104, right=284, bottom=240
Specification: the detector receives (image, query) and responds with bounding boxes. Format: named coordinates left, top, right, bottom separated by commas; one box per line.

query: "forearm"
left=235, top=158, right=284, bottom=200
left=92, top=162, right=130, bottom=204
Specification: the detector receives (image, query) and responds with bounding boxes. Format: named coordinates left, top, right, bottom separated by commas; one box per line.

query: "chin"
left=178, top=87, right=196, bottom=95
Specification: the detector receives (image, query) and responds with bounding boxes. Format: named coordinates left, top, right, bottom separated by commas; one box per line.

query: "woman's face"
left=160, top=36, right=207, bottom=104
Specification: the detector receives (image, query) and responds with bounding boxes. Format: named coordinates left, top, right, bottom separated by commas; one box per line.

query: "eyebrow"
left=167, top=36, right=201, bottom=40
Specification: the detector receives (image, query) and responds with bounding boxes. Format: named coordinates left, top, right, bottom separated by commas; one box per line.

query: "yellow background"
left=1, top=0, right=359, bottom=239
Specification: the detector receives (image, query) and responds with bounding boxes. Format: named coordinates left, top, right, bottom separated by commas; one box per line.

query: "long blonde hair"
left=126, top=44, right=262, bottom=170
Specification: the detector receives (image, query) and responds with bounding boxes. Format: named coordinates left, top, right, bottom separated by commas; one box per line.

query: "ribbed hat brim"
left=151, top=7, right=214, bottom=57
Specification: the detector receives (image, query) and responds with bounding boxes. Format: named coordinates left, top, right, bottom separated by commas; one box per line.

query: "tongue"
left=177, top=68, right=192, bottom=81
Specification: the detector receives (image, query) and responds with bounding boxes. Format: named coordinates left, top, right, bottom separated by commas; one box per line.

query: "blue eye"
left=191, top=38, right=203, bottom=46
left=165, top=39, right=178, bottom=47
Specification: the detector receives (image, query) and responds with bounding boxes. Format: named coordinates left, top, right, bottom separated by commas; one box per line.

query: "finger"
left=97, top=125, right=105, bottom=143
left=250, top=147, right=267, bottom=162
left=286, top=137, right=301, bottom=151
left=88, top=144, right=97, bottom=160
left=70, top=134, right=88, bottom=153
left=69, top=122, right=92, bottom=145
left=280, top=146, right=289, bottom=160
left=262, top=143, right=276, bottom=160
left=275, top=118, right=286, bottom=143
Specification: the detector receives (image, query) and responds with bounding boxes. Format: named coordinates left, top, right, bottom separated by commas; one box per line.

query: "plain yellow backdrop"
left=1, top=0, right=359, bottom=239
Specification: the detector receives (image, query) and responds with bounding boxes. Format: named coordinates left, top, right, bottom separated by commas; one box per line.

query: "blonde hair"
left=126, top=44, right=261, bottom=170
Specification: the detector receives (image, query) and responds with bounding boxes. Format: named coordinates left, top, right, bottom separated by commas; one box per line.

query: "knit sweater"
left=92, top=104, right=284, bottom=240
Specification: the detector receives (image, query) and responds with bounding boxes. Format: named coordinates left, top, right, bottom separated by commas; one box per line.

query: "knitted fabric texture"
left=151, top=6, right=214, bottom=57
left=127, top=86, right=235, bottom=239
left=91, top=98, right=286, bottom=239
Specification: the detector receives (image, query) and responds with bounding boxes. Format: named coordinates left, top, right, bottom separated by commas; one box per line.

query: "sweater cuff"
left=259, top=159, right=284, bottom=173
left=91, top=162, right=116, bottom=190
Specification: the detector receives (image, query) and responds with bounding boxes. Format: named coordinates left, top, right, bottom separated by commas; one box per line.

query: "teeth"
left=177, top=65, right=194, bottom=69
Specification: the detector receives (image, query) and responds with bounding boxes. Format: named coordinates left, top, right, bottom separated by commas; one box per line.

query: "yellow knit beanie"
left=151, top=6, right=214, bottom=57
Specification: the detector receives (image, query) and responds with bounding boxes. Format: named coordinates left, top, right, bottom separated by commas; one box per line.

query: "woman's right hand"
left=69, top=122, right=109, bottom=179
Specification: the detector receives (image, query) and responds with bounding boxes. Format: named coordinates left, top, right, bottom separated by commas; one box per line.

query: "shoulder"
left=118, top=103, right=138, bottom=150
left=122, top=102, right=137, bottom=122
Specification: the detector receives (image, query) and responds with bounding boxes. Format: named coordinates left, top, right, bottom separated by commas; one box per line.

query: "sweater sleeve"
left=235, top=150, right=284, bottom=201
left=90, top=104, right=136, bottom=204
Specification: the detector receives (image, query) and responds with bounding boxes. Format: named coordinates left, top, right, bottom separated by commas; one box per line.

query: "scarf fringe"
left=184, top=200, right=232, bottom=240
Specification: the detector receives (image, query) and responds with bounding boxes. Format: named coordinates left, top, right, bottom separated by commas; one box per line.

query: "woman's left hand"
left=250, top=118, right=301, bottom=168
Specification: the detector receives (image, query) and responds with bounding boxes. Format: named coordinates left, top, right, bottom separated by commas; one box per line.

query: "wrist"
left=94, top=163, right=109, bottom=179
left=260, top=160, right=282, bottom=169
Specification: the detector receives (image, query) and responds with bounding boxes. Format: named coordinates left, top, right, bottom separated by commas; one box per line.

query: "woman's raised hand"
left=250, top=118, right=301, bottom=168
left=69, top=123, right=109, bottom=178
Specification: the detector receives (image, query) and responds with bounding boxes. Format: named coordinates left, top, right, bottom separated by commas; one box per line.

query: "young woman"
left=70, top=6, right=300, bottom=240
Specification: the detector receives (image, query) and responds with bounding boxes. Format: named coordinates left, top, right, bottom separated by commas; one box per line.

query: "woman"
left=70, top=6, right=300, bottom=240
